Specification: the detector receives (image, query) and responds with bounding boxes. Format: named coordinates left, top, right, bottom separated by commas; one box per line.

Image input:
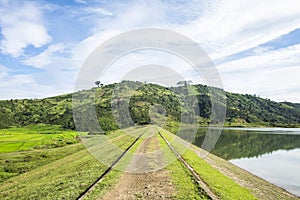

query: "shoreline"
left=196, top=146, right=299, bottom=199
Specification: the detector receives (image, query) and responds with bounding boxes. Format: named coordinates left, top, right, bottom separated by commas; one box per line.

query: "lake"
left=191, top=127, right=300, bottom=197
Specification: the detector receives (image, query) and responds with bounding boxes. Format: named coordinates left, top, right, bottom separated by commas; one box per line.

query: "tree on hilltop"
left=95, top=81, right=101, bottom=87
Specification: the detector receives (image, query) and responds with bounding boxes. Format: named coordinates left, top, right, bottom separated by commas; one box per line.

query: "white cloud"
left=177, top=0, right=300, bottom=60
left=0, top=64, right=10, bottom=82
left=72, top=0, right=300, bottom=68
left=100, top=50, right=200, bottom=85
left=20, top=42, right=79, bottom=98
left=0, top=74, right=72, bottom=99
left=0, top=1, right=52, bottom=57
left=217, top=44, right=300, bottom=102
left=2, top=0, right=300, bottom=103
left=0, top=65, right=77, bottom=99
left=0, top=63, right=8, bottom=71
left=84, top=7, right=113, bottom=16
left=22, top=43, right=66, bottom=68
left=71, top=30, right=121, bottom=65
left=219, top=44, right=300, bottom=73
left=70, top=0, right=195, bottom=69
left=69, top=0, right=300, bottom=103
left=74, top=0, right=87, bottom=4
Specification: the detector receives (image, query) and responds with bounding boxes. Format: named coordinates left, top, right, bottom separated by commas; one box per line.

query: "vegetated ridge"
left=0, top=81, right=300, bottom=130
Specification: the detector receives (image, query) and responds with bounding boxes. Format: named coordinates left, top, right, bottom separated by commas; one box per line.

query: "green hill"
left=1, top=81, right=300, bottom=130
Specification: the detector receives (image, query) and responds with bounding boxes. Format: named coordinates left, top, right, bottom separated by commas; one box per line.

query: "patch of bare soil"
left=101, top=133, right=175, bottom=200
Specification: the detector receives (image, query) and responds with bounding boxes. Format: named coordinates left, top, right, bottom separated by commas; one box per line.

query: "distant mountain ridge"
left=1, top=81, right=300, bottom=130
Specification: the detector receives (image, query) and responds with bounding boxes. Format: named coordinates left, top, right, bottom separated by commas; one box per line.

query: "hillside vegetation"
left=0, top=81, right=300, bottom=130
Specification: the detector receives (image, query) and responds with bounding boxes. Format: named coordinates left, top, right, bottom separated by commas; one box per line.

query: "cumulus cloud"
left=217, top=44, right=300, bottom=102
left=1, top=0, right=300, bottom=102
left=22, top=43, right=66, bottom=68
left=20, top=42, right=79, bottom=98
left=0, top=1, right=52, bottom=57
left=0, top=62, right=77, bottom=99
left=177, top=0, right=300, bottom=60
left=72, top=0, right=300, bottom=66
left=0, top=72, right=73, bottom=99
left=70, top=0, right=205, bottom=69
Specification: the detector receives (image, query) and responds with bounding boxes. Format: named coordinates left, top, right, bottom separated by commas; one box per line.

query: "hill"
left=0, top=81, right=300, bottom=130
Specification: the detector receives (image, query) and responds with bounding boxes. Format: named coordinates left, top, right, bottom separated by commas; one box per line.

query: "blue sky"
left=0, top=0, right=300, bottom=102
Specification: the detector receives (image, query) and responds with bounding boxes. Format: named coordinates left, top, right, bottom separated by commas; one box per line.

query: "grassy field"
left=0, top=143, right=85, bottom=182
left=0, top=148, right=103, bottom=199
left=0, top=124, right=83, bottom=153
left=0, top=126, right=150, bottom=199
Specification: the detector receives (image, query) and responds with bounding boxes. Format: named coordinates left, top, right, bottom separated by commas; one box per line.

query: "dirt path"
left=101, top=132, right=175, bottom=200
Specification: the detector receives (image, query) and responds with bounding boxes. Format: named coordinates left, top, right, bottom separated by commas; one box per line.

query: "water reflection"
left=181, top=127, right=300, bottom=197
left=231, top=149, right=300, bottom=196
left=193, top=128, right=300, bottom=160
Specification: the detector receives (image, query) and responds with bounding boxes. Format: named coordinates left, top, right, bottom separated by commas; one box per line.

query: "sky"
left=0, top=0, right=300, bottom=102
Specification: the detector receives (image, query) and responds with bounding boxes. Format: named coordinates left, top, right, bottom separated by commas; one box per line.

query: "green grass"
left=0, top=149, right=104, bottom=199
left=160, top=128, right=257, bottom=200
left=0, top=127, right=150, bottom=200
left=0, top=124, right=85, bottom=153
left=182, top=150, right=257, bottom=200
left=0, top=143, right=84, bottom=183
left=157, top=133, right=209, bottom=200
left=83, top=126, right=151, bottom=199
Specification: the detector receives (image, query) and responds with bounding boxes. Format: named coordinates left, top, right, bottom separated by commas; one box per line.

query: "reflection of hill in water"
left=190, top=128, right=300, bottom=160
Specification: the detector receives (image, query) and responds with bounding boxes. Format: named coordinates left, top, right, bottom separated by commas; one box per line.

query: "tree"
left=176, top=81, right=184, bottom=86
left=187, top=80, right=193, bottom=85
left=177, top=80, right=193, bottom=86
left=95, top=81, right=100, bottom=87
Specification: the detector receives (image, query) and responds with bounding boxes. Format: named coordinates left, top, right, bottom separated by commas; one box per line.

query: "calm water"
left=191, top=127, right=300, bottom=196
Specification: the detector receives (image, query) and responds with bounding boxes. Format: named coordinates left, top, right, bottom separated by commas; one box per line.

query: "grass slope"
left=160, top=128, right=257, bottom=200
left=0, top=127, right=148, bottom=199
left=0, top=143, right=84, bottom=182
left=157, top=132, right=209, bottom=199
